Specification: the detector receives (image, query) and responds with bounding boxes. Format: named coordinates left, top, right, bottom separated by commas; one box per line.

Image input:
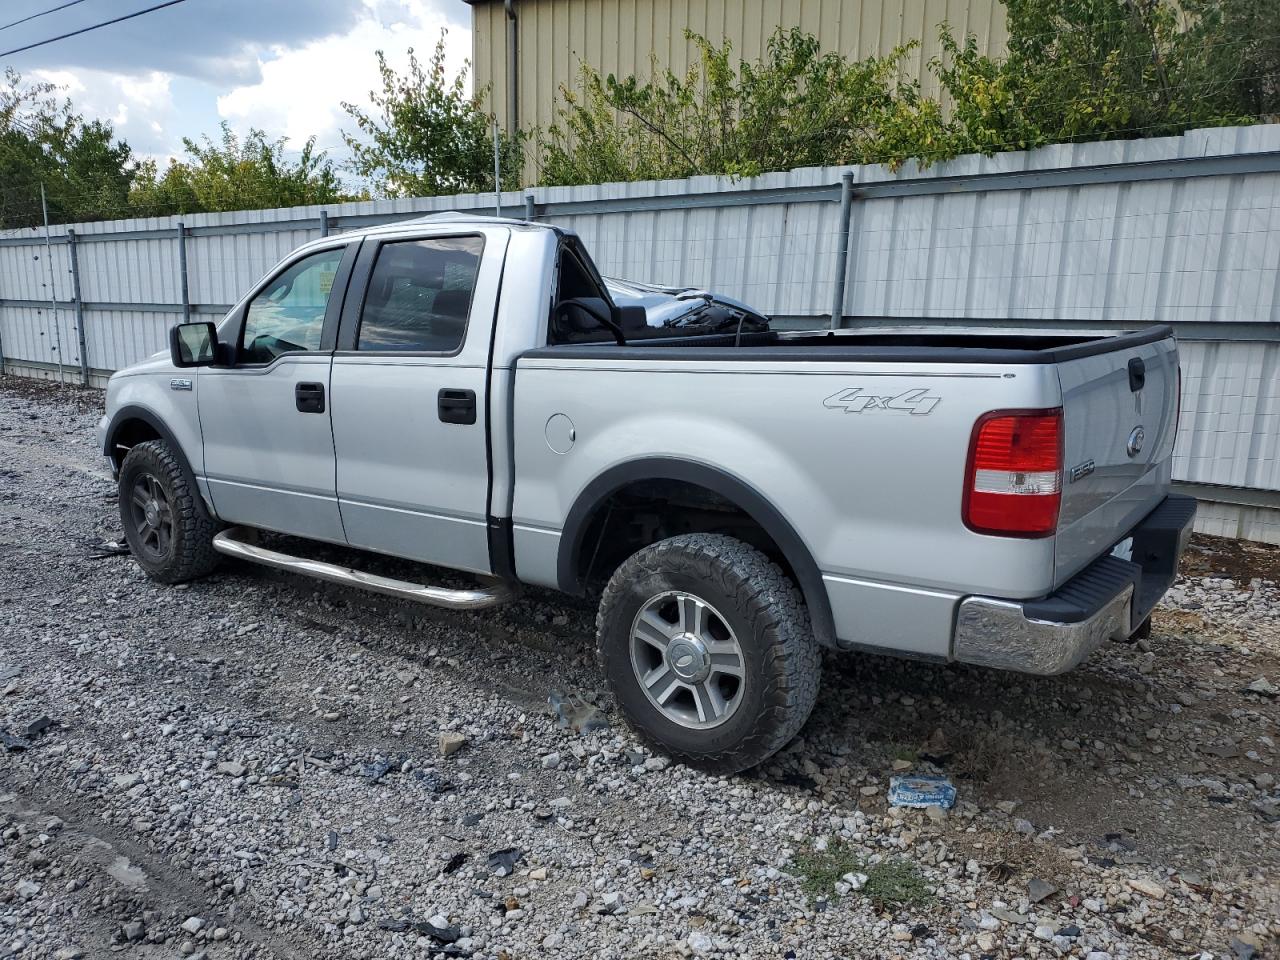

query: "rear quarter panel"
left=510, top=355, right=1064, bottom=655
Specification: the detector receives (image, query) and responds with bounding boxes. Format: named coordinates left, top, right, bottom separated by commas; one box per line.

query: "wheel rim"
left=128, top=472, right=174, bottom=562
left=629, top=591, right=746, bottom=729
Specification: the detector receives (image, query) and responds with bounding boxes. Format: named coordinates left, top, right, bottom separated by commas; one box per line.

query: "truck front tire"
left=118, top=439, right=220, bottom=584
left=596, top=533, right=821, bottom=774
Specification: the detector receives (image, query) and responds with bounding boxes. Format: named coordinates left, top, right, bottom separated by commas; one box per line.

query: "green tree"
left=0, top=68, right=135, bottom=229
left=1186, top=0, right=1280, bottom=119
left=341, top=31, right=521, bottom=197
left=129, top=123, right=351, bottom=215
left=934, top=0, right=1251, bottom=157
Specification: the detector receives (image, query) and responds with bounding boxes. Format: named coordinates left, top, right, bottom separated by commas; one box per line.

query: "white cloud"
left=32, top=67, right=177, bottom=157
left=7, top=0, right=371, bottom=85
left=215, top=0, right=469, bottom=156
left=19, top=0, right=468, bottom=163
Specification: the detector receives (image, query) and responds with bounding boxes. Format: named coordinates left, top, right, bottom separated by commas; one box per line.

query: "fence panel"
left=1, top=123, right=1278, bottom=539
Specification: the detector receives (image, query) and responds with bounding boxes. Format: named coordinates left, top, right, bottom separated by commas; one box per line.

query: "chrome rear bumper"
left=954, top=584, right=1134, bottom=674
left=952, top=495, right=1196, bottom=675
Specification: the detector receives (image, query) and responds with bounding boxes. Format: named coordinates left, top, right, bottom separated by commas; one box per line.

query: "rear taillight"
left=963, top=409, right=1063, bottom=538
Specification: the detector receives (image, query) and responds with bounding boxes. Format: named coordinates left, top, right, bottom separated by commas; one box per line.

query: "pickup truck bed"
left=511, top=321, right=1179, bottom=639
left=98, top=214, right=1194, bottom=774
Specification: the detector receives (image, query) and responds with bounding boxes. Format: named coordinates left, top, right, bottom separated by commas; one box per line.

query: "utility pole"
left=40, top=182, right=64, bottom=384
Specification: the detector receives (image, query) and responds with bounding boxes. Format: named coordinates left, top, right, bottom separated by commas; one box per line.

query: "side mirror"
left=170, top=321, right=219, bottom=368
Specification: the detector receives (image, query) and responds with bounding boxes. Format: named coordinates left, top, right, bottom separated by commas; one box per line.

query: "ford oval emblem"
left=1126, top=425, right=1145, bottom=458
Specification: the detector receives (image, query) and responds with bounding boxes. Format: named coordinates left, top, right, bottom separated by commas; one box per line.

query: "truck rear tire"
left=118, top=439, right=220, bottom=584
left=596, top=533, right=821, bottom=774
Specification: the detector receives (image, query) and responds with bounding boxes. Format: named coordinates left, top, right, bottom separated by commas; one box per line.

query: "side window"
left=241, top=248, right=345, bottom=364
left=357, top=236, right=485, bottom=353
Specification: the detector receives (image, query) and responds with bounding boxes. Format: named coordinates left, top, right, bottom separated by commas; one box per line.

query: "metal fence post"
left=319, top=209, right=330, bottom=237
left=524, top=194, right=535, bottom=221
left=177, top=222, right=190, bottom=323
left=830, top=171, right=855, bottom=330
left=0, top=263, right=6, bottom=376
left=39, top=183, right=65, bottom=383
left=67, top=229, right=90, bottom=386
left=493, top=119, right=502, bottom=218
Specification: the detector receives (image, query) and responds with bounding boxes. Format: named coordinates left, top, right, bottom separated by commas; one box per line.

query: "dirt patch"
left=1183, top=532, right=1280, bottom=583
left=0, top=371, right=104, bottom=413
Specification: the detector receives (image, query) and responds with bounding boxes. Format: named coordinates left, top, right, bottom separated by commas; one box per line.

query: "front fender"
left=102, top=373, right=209, bottom=513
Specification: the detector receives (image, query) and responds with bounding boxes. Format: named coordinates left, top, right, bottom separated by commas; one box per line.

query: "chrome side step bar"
left=211, top=527, right=516, bottom=611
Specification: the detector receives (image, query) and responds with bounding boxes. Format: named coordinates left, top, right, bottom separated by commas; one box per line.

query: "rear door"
left=199, top=242, right=356, bottom=543
left=329, top=226, right=510, bottom=575
left=1054, top=335, right=1179, bottom=584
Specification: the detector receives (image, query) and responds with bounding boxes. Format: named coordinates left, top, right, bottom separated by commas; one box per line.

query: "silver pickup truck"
left=98, top=213, right=1195, bottom=773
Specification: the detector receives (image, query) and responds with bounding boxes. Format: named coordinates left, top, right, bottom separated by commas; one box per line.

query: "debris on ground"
left=1, top=730, right=31, bottom=751
left=439, top=731, right=467, bottom=757
left=1243, top=675, right=1278, bottom=698
left=486, top=847, right=523, bottom=877
left=547, top=690, right=609, bottom=734
left=887, top=774, right=957, bottom=809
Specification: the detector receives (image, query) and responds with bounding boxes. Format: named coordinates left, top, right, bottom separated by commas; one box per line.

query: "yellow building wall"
left=470, top=0, right=1009, bottom=179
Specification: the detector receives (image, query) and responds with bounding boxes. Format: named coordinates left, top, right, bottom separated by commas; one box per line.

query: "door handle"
left=295, top=382, right=325, bottom=414
left=1127, top=357, right=1145, bottom=392
left=437, top=388, right=476, bottom=425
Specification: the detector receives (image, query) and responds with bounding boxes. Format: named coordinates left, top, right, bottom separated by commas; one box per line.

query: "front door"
left=329, top=228, right=508, bottom=574
left=199, top=243, right=356, bottom=543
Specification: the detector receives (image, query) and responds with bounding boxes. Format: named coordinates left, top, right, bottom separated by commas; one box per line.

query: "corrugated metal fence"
left=2, top=123, right=1278, bottom=542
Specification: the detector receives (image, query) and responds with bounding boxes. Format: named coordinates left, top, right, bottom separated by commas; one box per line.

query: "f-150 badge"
left=823, top=387, right=941, bottom=415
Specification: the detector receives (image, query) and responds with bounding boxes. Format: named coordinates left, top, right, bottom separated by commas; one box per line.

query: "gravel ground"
left=1, top=375, right=1277, bottom=960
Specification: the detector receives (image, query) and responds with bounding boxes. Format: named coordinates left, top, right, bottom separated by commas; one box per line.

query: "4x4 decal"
left=823, top=387, right=941, bottom=415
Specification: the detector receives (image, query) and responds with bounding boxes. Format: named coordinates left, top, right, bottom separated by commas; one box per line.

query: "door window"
left=240, top=247, right=345, bottom=364
left=356, top=236, right=485, bottom=353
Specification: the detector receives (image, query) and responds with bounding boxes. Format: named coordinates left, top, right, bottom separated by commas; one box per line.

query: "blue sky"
left=3, top=0, right=473, bottom=165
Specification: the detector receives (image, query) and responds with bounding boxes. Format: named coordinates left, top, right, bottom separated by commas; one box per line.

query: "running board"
left=211, top=527, right=516, bottom=611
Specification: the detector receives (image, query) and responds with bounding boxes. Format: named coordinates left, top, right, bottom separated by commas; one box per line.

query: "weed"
left=864, top=860, right=932, bottom=906
left=792, top=841, right=933, bottom=907
left=792, top=840, right=863, bottom=901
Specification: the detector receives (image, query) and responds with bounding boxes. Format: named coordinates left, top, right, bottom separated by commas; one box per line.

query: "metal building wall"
left=1, top=123, right=1277, bottom=542
left=469, top=0, right=1009, bottom=178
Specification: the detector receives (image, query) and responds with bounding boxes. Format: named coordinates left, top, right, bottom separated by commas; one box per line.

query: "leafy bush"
left=536, top=0, right=1274, bottom=185
left=130, top=124, right=349, bottom=216
left=537, top=29, right=941, bottom=183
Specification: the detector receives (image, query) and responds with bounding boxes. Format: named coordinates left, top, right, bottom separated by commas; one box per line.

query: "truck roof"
left=357, top=212, right=555, bottom=240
